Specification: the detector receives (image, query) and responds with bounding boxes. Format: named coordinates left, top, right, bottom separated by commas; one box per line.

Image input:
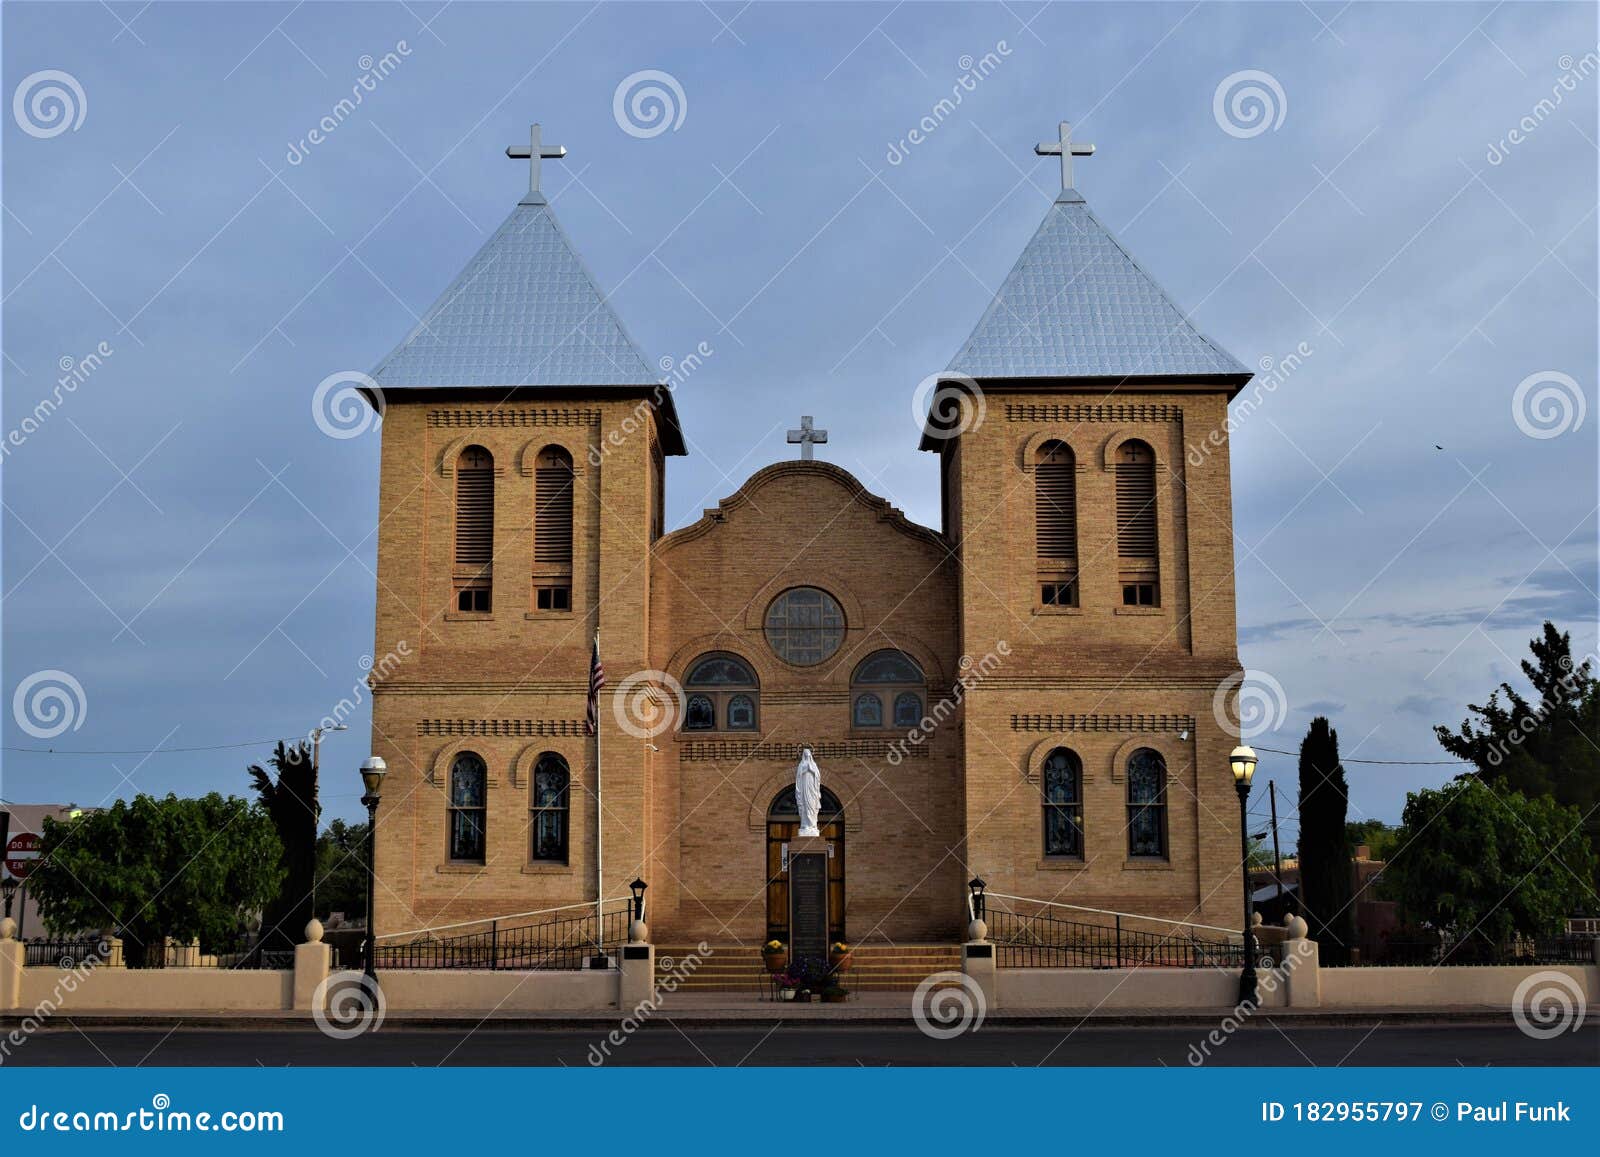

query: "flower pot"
left=822, top=992, right=847, bottom=1004
left=779, top=989, right=796, bottom=1002
left=762, top=950, right=787, bottom=971
left=828, top=952, right=853, bottom=970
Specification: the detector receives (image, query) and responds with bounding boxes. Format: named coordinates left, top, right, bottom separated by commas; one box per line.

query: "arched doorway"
left=766, top=786, right=845, bottom=948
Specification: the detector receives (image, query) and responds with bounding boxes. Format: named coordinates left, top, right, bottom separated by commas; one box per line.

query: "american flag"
left=585, top=632, right=605, bottom=735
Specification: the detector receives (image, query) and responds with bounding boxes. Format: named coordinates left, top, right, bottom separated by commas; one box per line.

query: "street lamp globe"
left=1229, top=745, right=1258, bottom=786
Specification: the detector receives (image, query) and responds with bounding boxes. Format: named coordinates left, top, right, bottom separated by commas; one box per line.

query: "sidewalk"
left=1, top=991, right=1530, bottom=1031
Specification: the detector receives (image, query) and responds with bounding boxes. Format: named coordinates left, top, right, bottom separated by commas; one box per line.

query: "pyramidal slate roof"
left=371, top=197, right=660, bottom=390
left=946, top=192, right=1249, bottom=382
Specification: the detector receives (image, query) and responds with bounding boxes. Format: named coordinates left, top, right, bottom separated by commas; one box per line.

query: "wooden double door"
left=765, top=787, right=845, bottom=956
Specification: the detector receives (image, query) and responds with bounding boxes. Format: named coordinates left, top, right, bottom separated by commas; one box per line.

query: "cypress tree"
left=1298, top=717, right=1354, bottom=965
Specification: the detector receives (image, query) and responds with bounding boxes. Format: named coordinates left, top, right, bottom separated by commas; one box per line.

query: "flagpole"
left=593, top=627, right=603, bottom=958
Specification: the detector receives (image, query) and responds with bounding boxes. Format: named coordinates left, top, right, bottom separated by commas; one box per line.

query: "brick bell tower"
left=361, top=125, right=685, bottom=939
left=921, top=122, right=1252, bottom=930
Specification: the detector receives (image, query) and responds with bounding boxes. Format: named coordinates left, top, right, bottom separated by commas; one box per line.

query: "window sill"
left=1121, top=859, right=1173, bottom=871
left=444, top=612, right=494, bottom=622
left=436, top=862, right=488, bottom=875
left=1114, top=606, right=1163, bottom=616
left=1034, top=605, right=1083, bottom=616
left=523, top=612, right=574, bottom=620
left=520, top=862, right=574, bottom=876
left=676, top=728, right=761, bottom=739
left=1036, top=857, right=1088, bottom=870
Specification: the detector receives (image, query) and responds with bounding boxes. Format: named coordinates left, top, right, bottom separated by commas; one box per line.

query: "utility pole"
left=1269, top=780, right=1285, bottom=906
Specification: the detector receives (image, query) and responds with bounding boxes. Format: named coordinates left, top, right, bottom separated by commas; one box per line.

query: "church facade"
left=363, top=125, right=1251, bottom=949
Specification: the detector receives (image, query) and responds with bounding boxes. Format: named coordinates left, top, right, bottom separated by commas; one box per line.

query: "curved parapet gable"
left=655, top=460, right=946, bottom=552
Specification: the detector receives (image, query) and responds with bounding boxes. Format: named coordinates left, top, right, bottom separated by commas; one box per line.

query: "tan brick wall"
left=367, top=384, right=1245, bottom=944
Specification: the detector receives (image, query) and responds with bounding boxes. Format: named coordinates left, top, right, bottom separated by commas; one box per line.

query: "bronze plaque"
left=789, top=852, right=829, bottom=962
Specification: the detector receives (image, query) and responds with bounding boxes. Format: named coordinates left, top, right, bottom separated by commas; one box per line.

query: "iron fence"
left=1336, top=934, right=1596, bottom=968
left=23, top=938, right=112, bottom=969
left=373, top=906, right=629, bottom=971
left=987, top=907, right=1252, bottom=970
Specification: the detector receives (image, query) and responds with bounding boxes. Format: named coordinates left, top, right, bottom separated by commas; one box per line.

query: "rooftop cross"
left=505, top=123, right=567, bottom=201
left=786, top=415, right=828, bottom=461
left=1034, top=120, right=1095, bottom=192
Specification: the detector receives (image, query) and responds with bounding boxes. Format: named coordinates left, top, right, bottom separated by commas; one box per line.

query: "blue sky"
left=2, top=1, right=1596, bottom=843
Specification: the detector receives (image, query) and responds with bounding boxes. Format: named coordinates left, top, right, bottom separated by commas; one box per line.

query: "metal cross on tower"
left=506, top=123, right=567, bottom=201
left=1035, top=120, right=1096, bottom=191
left=787, top=415, right=828, bottom=461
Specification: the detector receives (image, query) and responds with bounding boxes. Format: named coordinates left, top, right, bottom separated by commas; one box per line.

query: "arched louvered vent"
left=455, top=446, right=494, bottom=571
left=1115, top=441, right=1157, bottom=559
left=1035, top=441, right=1077, bottom=562
left=534, top=447, right=574, bottom=566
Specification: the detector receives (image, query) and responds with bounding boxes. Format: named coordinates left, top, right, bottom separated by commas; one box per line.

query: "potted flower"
left=774, top=972, right=799, bottom=1001
left=828, top=941, right=853, bottom=970
left=821, top=984, right=848, bottom=1004
left=762, top=938, right=787, bottom=971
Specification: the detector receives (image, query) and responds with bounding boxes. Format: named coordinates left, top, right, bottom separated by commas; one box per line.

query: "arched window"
left=685, top=695, right=715, bottom=731
left=1042, top=748, right=1083, bottom=858
left=850, top=649, right=925, bottom=730
left=1126, top=748, right=1168, bottom=859
left=1035, top=440, right=1079, bottom=607
left=533, top=446, right=573, bottom=613
left=1115, top=440, right=1159, bottom=606
left=529, top=753, right=569, bottom=863
left=448, top=752, right=488, bottom=862
left=764, top=587, right=845, bottom=666
left=454, top=446, right=494, bottom=613
left=684, top=653, right=759, bottom=731
left=852, top=694, right=882, bottom=727
left=893, top=691, right=924, bottom=728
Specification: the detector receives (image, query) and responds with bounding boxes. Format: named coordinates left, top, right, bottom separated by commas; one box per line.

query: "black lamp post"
left=968, top=875, right=986, bottom=923
left=1230, top=744, right=1259, bottom=1006
left=1, top=877, right=17, bottom=920
left=359, top=755, right=387, bottom=990
left=629, top=877, right=648, bottom=923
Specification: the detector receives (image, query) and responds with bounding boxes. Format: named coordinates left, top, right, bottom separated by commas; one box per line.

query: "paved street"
left=5, top=1022, right=1596, bottom=1066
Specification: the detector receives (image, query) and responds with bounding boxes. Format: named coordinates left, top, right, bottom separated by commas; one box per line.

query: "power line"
left=3, top=735, right=305, bottom=757
left=1253, top=745, right=1469, bottom=766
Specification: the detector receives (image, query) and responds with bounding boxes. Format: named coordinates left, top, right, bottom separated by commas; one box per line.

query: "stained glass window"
left=728, top=694, right=756, bottom=730
left=530, top=754, right=569, bottom=863
left=1043, top=748, right=1083, bottom=858
left=763, top=587, right=845, bottom=666
left=852, top=693, right=882, bottom=728
left=448, top=752, right=487, bottom=862
left=893, top=692, right=924, bottom=728
left=682, top=653, right=758, bottom=731
left=1126, top=748, right=1168, bottom=859
left=685, top=694, right=715, bottom=730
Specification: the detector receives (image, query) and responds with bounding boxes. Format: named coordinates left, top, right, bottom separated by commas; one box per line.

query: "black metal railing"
left=373, top=906, right=630, bottom=971
left=23, top=937, right=112, bottom=969
left=1336, top=934, right=1596, bottom=968
left=987, top=907, right=1249, bottom=970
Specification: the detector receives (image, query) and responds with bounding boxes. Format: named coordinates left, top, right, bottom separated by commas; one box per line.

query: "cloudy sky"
left=2, top=1, right=1595, bottom=842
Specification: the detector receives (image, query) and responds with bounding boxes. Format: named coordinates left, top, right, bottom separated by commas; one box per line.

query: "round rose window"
left=763, top=587, right=845, bottom=666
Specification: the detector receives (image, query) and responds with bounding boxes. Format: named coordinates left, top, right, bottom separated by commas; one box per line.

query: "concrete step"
left=649, top=943, right=965, bottom=991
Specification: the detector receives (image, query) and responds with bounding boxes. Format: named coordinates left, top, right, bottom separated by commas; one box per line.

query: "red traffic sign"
left=5, top=833, right=42, bottom=879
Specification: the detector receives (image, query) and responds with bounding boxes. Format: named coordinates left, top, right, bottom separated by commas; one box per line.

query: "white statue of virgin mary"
left=795, top=745, right=823, bottom=837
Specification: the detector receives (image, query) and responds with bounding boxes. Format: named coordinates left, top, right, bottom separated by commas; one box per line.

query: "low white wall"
left=377, top=969, right=616, bottom=1010
left=1320, top=964, right=1598, bottom=1007
left=19, top=966, right=293, bottom=1012
left=997, top=966, right=1288, bottom=1010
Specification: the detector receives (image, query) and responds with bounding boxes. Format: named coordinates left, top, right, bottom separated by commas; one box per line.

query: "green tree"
left=28, top=794, right=283, bottom=967
left=313, top=819, right=370, bottom=921
left=1298, top=716, right=1354, bottom=964
left=1435, top=622, right=1600, bottom=867
left=1383, top=777, right=1597, bottom=953
left=247, top=740, right=319, bottom=951
left=1346, top=819, right=1400, bottom=861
